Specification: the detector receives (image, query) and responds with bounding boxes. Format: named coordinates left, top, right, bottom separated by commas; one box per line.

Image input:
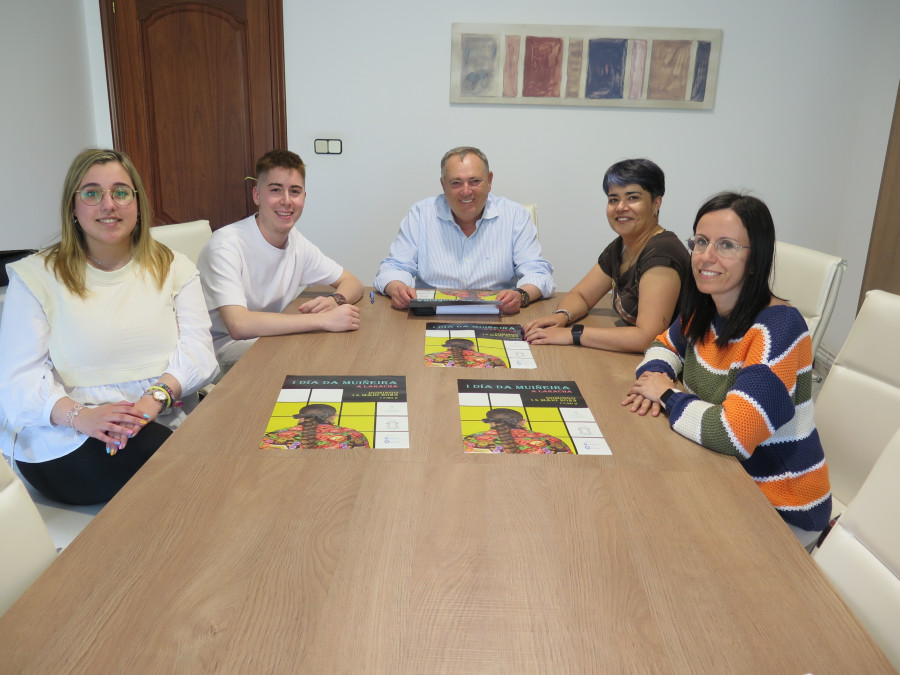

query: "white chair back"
left=521, top=203, right=538, bottom=230
left=815, top=289, right=900, bottom=515
left=813, top=427, right=900, bottom=670
left=770, top=241, right=846, bottom=357
left=0, top=458, right=57, bottom=616
left=149, top=220, right=212, bottom=264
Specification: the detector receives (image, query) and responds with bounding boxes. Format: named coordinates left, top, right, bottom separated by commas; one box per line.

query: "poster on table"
left=409, top=289, right=500, bottom=315
left=457, top=379, right=611, bottom=455
left=424, top=322, right=535, bottom=368
left=260, top=375, right=408, bottom=450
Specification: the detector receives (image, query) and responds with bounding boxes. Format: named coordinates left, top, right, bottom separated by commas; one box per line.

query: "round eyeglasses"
left=686, top=235, right=750, bottom=259
left=74, top=186, right=138, bottom=206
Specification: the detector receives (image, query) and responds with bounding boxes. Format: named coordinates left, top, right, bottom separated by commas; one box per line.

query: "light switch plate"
left=315, top=139, right=343, bottom=154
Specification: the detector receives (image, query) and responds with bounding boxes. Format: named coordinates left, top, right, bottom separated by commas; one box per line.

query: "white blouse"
left=0, top=252, right=218, bottom=463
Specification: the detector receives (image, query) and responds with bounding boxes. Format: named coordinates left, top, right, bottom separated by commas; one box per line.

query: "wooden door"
left=859, top=81, right=900, bottom=307
left=100, top=0, right=286, bottom=229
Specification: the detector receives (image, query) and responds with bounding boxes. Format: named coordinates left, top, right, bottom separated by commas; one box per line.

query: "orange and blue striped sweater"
left=636, top=305, right=832, bottom=533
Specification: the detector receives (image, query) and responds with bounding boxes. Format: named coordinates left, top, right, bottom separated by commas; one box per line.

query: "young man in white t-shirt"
left=197, top=150, right=362, bottom=373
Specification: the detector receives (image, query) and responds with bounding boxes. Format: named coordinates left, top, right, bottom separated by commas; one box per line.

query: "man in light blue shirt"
left=373, top=147, right=555, bottom=313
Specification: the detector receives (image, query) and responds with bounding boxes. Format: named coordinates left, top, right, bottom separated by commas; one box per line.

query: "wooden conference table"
left=0, top=290, right=893, bottom=673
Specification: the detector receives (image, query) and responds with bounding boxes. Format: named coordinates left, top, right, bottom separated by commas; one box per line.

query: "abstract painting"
left=450, top=23, right=722, bottom=110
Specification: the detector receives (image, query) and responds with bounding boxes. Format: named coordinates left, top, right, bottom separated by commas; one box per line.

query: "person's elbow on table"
left=219, top=305, right=258, bottom=341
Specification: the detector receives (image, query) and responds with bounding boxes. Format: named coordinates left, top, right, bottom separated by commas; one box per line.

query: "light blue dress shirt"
left=373, top=193, right=555, bottom=297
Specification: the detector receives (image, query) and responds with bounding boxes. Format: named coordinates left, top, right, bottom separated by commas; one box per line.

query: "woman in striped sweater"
left=622, top=192, right=831, bottom=550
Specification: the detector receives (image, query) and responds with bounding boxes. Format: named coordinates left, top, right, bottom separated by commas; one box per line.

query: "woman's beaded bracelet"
left=554, top=308, right=572, bottom=325
left=65, top=403, right=86, bottom=430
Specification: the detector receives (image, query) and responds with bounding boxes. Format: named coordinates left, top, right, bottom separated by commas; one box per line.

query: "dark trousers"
left=17, top=422, right=172, bottom=505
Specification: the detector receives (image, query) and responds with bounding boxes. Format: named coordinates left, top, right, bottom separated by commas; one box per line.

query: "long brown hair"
left=680, top=192, right=775, bottom=347
left=44, top=148, right=172, bottom=297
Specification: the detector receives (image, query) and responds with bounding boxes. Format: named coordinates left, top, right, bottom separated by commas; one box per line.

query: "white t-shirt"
left=197, top=215, right=344, bottom=353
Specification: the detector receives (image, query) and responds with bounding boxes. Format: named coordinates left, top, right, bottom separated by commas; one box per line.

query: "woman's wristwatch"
left=144, top=383, right=175, bottom=411
left=659, top=388, right=676, bottom=412
left=571, top=324, right=584, bottom=346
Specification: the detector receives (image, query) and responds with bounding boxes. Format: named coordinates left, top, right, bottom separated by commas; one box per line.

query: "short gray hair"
left=440, top=146, right=490, bottom=177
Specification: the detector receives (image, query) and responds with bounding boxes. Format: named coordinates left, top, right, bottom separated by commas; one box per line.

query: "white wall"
left=3, top=0, right=899, bottom=356
left=0, top=0, right=100, bottom=251
left=282, top=0, right=900, bottom=354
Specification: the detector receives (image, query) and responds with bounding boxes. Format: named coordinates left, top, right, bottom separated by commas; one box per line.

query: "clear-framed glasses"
left=686, top=235, right=750, bottom=259
left=74, top=185, right=137, bottom=206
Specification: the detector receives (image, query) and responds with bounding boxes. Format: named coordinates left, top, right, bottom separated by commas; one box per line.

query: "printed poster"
left=410, top=289, right=500, bottom=315
left=260, top=375, right=408, bottom=450
left=458, top=379, right=610, bottom=455
left=425, top=322, right=536, bottom=368
left=413, top=289, right=499, bottom=304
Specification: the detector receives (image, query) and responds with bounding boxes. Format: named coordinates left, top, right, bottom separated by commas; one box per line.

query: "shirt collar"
left=436, top=193, right=498, bottom=228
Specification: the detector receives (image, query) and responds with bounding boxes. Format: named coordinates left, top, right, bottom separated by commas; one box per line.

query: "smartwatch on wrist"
left=659, top=388, right=675, bottom=412
left=571, top=323, right=584, bottom=346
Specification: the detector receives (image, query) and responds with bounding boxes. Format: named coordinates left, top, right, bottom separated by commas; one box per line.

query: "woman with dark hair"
left=0, top=148, right=218, bottom=505
left=623, top=192, right=831, bottom=549
left=260, top=404, right=370, bottom=450
left=464, top=408, right=572, bottom=454
left=524, top=158, right=689, bottom=353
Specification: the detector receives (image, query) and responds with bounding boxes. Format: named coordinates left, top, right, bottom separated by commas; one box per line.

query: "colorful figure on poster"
left=443, top=290, right=498, bottom=301
left=425, top=338, right=507, bottom=368
left=260, top=404, right=369, bottom=450
left=464, top=408, right=572, bottom=454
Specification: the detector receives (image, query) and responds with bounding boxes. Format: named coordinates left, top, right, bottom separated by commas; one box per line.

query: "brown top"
left=598, top=230, right=690, bottom=324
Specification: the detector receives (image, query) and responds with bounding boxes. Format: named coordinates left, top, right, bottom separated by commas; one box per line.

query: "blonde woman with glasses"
left=0, top=148, right=217, bottom=505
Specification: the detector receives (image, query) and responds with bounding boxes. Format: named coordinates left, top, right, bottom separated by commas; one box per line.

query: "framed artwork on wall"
left=450, top=23, right=723, bottom=110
